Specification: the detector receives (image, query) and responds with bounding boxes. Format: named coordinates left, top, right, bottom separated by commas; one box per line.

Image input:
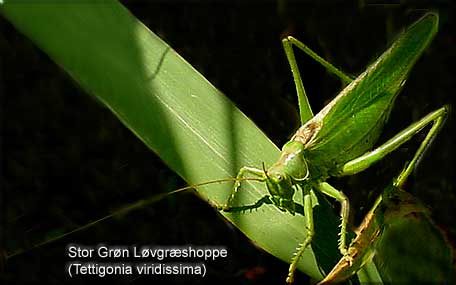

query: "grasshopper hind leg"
left=281, top=36, right=354, bottom=126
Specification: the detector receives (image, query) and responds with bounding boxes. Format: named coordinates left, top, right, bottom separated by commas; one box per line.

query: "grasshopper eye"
left=274, top=173, right=285, bottom=182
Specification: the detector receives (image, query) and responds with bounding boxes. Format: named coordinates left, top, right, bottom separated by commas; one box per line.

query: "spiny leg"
left=340, top=106, right=448, bottom=177
left=216, top=166, right=265, bottom=211
left=287, top=190, right=314, bottom=284
left=315, top=182, right=350, bottom=256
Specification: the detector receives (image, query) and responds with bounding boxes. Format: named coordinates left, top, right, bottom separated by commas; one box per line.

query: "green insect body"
left=216, top=12, right=447, bottom=283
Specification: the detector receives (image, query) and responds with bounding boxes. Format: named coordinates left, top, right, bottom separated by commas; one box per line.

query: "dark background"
left=1, top=1, right=455, bottom=284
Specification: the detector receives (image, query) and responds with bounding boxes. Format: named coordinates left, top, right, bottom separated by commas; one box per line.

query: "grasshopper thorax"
left=264, top=141, right=309, bottom=215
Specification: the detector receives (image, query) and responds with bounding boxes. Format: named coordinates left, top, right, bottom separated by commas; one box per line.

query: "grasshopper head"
left=263, top=141, right=309, bottom=215
left=264, top=166, right=296, bottom=215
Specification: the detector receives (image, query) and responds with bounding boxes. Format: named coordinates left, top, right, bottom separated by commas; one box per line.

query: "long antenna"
left=262, top=162, right=270, bottom=179
left=6, top=177, right=261, bottom=259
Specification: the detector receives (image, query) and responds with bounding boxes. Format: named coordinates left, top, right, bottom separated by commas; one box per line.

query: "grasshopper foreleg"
left=216, top=166, right=265, bottom=211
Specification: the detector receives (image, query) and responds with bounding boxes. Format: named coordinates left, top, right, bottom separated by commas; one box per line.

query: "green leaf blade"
left=1, top=0, right=340, bottom=280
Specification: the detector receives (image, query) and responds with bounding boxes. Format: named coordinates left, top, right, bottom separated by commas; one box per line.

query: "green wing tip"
left=407, top=11, right=439, bottom=46
left=423, top=11, right=439, bottom=30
